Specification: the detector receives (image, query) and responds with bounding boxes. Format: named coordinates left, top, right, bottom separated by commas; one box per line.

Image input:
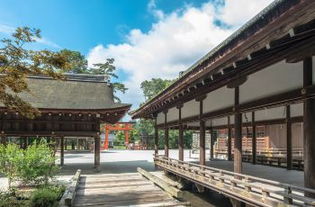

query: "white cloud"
left=0, top=24, right=61, bottom=48
left=87, top=0, right=274, bottom=117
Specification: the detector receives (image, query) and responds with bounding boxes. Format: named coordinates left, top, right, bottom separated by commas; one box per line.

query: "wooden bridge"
left=154, top=155, right=315, bottom=207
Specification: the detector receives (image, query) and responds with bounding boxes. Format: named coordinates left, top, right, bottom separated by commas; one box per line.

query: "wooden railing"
left=154, top=155, right=315, bottom=207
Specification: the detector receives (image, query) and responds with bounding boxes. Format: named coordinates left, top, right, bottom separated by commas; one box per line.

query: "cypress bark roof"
left=2, top=74, right=131, bottom=111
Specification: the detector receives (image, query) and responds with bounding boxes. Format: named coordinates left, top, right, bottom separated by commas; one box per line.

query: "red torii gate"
left=102, top=122, right=134, bottom=149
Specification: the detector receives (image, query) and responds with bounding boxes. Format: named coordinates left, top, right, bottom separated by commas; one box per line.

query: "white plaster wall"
left=203, top=86, right=234, bottom=114
left=156, top=112, right=165, bottom=125
left=167, top=106, right=179, bottom=123
left=240, top=60, right=303, bottom=104
left=255, top=106, right=286, bottom=121
left=291, top=103, right=303, bottom=117
left=182, top=99, right=199, bottom=119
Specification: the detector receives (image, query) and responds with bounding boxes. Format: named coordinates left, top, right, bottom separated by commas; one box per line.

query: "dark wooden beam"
left=60, top=136, right=64, bottom=166
left=177, top=105, right=184, bottom=161
left=154, top=114, right=159, bottom=156
left=286, top=105, right=292, bottom=170
left=199, top=99, right=206, bottom=165
left=94, top=134, right=101, bottom=172
left=164, top=110, right=169, bottom=157
left=303, top=56, right=315, bottom=195
left=234, top=86, right=242, bottom=174
left=210, top=127, right=215, bottom=160
left=252, top=111, right=256, bottom=164
left=227, top=116, right=232, bottom=161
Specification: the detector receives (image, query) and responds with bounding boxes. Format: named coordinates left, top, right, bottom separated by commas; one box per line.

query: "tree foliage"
left=62, top=50, right=128, bottom=102
left=0, top=141, right=58, bottom=188
left=0, top=27, right=72, bottom=118
left=140, top=78, right=173, bottom=101
left=135, top=78, right=193, bottom=149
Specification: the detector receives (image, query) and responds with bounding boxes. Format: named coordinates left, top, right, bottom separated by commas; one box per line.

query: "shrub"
left=0, top=141, right=59, bottom=188
left=30, top=187, right=59, bottom=207
left=17, top=141, right=59, bottom=185
left=0, top=191, right=30, bottom=207
left=0, top=144, right=24, bottom=188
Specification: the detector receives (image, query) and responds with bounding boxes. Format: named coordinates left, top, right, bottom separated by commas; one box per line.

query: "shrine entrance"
left=102, top=122, right=135, bottom=149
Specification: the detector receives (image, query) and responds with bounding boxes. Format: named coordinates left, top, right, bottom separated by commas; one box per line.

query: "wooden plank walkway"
left=74, top=172, right=190, bottom=207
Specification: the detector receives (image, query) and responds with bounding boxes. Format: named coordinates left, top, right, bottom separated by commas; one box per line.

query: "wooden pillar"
left=303, top=57, right=315, bottom=193
left=60, top=136, right=64, bottom=166
left=210, top=128, right=215, bottom=160
left=164, top=110, right=169, bottom=157
left=177, top=105, right=184, bottom=161
left=286, top=105, right=292, bottom=170
left=198, top=96, right=206, bottom=165
left=154, top=114, right=159, bottom=156
left=23, top=137, right=28, bottom=149
left=94, top=134, right=101, bottom=171
left=234, top=86, right=242, bottom=174
left=0, top=135, right=6, bottom=145
left=252, top=111, right=256, bottom=164
left=227, top=116, right=232, bottom=161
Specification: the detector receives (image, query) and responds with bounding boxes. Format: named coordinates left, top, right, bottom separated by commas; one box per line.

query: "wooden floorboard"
left=74, top=173, right=187, bottom=207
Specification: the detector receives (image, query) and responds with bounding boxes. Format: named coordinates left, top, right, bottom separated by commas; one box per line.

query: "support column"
left=154, top=113, right=159, bottom=156
left=234, top=86, right=242, bottom=174
left=210, top=128, right=215, bottom=160
left=303, top=57, right=315, bottom=193
left=227, top=116, right=232, bottom=161
left=164, top=110, right=169, bottom=157
left=94, top=134, right=101, bottom=171
left=60, top=136, right=64, bottom=166
left=252, top=111, right=256, bottom=164
left=124, top=131, right=129, bottom=147
left=197, top=96, right=206, bottom=166
left=65, top=138, right=67, bottom=150
left=286, top=105, right=292, bottom=170
left=0, top=135, right=6, bottom=145
left=177, top=105, right=184, bottom=161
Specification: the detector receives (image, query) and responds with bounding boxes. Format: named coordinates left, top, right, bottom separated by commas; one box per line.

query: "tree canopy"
left=0, top=27, right=72, bottom=118
left=60, top=50, right=127, bottom=102
left=140, top=78, right=173, bottom=101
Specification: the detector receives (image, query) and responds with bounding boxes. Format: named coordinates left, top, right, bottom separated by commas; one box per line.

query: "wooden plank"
left=137, top=167, right=183, bottom=199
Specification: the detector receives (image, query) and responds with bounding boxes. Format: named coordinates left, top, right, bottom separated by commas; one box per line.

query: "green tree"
left=88, top=58, right=127, bottom=102
left=0, top=144, right=23, bottom=188
left=59, top=49, right=88, bottom=73
left=140, top=78, right=173, bottom=101
left=0, top=27, right=72, bottom=118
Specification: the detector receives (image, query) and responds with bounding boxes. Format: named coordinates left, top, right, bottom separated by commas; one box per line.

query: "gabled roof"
left=131, top=0, right=315, bottom=119
left=1, top=74, right=131, bottom=111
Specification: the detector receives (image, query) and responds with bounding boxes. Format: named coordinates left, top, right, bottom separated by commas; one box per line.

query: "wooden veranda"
left=131, top=0, right=315, bottom=205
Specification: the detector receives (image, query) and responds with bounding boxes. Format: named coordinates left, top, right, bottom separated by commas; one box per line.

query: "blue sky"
left=0, top=0, right=273, bottom=120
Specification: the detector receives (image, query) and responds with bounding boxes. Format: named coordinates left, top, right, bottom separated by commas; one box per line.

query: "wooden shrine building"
left=0, top=74, right=131, bottom=171
left=132, top=0, right=315, bottom=203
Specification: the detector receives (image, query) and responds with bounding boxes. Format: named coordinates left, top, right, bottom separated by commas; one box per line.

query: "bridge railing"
left=154, top=155, right=315, bottom=207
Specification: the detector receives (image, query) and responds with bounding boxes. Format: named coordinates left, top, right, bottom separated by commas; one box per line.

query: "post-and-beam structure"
left=154, top=113, right=159, bottom=156
left=286, top=105, right=292, bottom=170
left=0, top=134, right=6, bottom=145
left=227, top=116, right=232, bottom=161
left=234, top=86, right=242, bottom=174
left=303, top=57, right=315, bottom=194
left=210, top=126, right=214, bottom=160
left=177, top=104, right=184, bottom=161
left=94, top=133, right=101, bottom=171
left=164, top=110, right=169, bottom=158
left=197, top=96, right=206, bottom=166
left=252, top=111, right=256, bottom=164
left=60, top=136, right=64, bottom=166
